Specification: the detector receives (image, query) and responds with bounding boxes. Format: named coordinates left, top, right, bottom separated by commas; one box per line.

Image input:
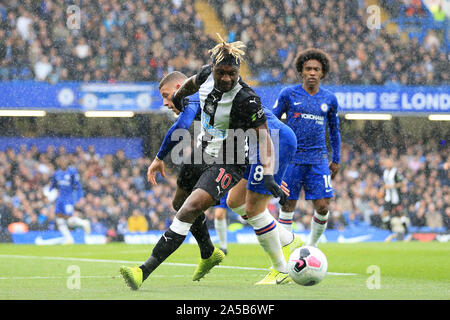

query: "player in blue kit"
left=272, top=48, right=341, bottom=247
left=49, top=155, right=90, bottom=244
left=226, top=105, right=303, bottom=284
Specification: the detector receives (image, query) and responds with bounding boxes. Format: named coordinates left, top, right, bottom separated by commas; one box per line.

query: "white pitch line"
left=0, top=254, right=358, bottom=276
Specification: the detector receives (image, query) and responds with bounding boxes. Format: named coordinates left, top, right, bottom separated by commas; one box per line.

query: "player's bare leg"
left=130, top=189, right=223, bottom=285
left=172, top=186, right=216, bottom=261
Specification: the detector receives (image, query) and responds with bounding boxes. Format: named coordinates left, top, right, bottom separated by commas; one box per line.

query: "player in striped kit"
left=120, top=35, right=286, bottom=290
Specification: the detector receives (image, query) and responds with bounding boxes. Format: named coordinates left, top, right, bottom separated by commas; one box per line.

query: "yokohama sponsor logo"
left=294, top=112, right=324, bottom=121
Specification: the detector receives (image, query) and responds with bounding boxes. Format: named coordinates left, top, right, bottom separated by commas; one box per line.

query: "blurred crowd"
left=0, top=0, right=215, bottom=83
left=211, top=0, right=448, bottom=85
left=0, top=137, right=448, bottom=239
left=286, top=139, right=449, bottom=234
left=0, top=0, right=448, bottom=85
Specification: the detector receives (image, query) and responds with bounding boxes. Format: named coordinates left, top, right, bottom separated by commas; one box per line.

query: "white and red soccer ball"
left=287, top=246, right=328, bottom=286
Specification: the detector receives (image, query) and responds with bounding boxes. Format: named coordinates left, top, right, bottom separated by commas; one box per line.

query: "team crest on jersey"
left=204, top=103, right=215, bottom=114
left=320, top=103, right=329, bottom=112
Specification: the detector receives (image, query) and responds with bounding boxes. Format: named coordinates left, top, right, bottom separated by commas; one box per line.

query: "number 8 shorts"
left=244, top=124, right=297, bottom=196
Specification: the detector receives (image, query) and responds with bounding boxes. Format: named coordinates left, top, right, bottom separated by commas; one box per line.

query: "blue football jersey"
left=272, top=85, right=341, bottom=165
left=50, top=167, right=84, bottom=203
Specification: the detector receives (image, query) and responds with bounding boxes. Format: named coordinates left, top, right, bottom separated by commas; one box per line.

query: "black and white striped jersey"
left=194, top=65, right=266, bottom=162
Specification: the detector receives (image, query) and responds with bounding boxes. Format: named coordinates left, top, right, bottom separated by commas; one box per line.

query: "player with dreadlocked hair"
left=120, top=34, right=289, bottom=289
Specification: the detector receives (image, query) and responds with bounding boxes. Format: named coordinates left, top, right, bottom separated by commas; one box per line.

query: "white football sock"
left=214, top=218, right=228, bottom=250
left=278, top=209, right=294, bottom=231
left=308, top=211, right=329, bottom=247
left=248, top=209, right=286, bottom=273
left=68, top=216, right=91, bottom=234
left=276, top=221, right=295, bottom=246
left=56, top=217, right=73, bottom=243
left=231, top=204, right=247, bottom=218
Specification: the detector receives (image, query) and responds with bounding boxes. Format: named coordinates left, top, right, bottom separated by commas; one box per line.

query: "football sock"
left=190, top=213, right=215, bottom=259
left=230, top=204, right=247, bottom=218
left=276, top=221, right=295, bottom=246
left=56, top=217, right=73, bottom=243
left=140, top=218, right=192, bottom=281
left=232, top=203, right=292, bottom=245
left=308, top=211, right=329, bottom=247
left=67, top=216, right=90, bottom=230
left=278, top=209, right=294, bottom=231
left=248, top=209, right=286, bottom=273
left=214, top=217, right=228, bottom=251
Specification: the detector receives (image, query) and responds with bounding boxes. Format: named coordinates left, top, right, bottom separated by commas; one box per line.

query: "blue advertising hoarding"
left=0, top=81, right=448, bottom=114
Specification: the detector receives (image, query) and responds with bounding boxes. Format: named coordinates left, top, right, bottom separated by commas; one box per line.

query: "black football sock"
left=139, top=228, right=186, bottom=281
left=190, top=212, right=215, bottom=259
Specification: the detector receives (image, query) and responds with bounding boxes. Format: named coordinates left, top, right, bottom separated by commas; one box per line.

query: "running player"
left=147, top=71, right=223, bottom=280
left=272, top=48, right=341, bottom=247
left=226, top=105, right=303, bottom=285
left=49, top=155, right=90, bottom=244
left=120, top=35, right=285, bottom=290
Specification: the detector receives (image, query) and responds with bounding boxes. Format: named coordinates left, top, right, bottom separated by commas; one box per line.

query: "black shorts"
left=193, top=163, right=247, bottom=203
left=177, top=161, right=247, bottom=204
left=177, top=162, right=204, bottom=193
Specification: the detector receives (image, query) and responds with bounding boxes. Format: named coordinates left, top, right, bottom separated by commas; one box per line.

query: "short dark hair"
left=158, top=71, right=187, bottom=90
left=294, top=48, right=331, bottom=79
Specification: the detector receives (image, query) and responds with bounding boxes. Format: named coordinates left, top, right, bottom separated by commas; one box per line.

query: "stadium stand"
left=0, top=1, right=448, bottom=243
left=0, top=0, right=447, bottom=84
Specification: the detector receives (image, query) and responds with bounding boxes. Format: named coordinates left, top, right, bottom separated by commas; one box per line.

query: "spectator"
left=127, top=208, right=148, bottom=233
left=33, top=55, right=52, bottom=81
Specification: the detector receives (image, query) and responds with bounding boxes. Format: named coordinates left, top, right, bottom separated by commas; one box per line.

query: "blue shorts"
left=244, top=124, right=297, bottom=195
left=54, top=199, right=75, bottom=216
left=213, top=193, right=228, bottom=209
left=283, top=161, right=334, bottom=200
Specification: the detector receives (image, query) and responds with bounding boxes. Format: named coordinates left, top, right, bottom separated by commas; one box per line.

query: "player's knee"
left=215, top=209, right=226, bottom=220
left=226, top=198, right=240, bottom=210
left=315, top=205, right=329, bottom=215
left=282, top=200, right=297, bottom=212
left=178, top=198, right=206, bottom=220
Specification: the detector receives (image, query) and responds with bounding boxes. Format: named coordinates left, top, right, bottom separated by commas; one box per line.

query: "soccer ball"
left=287, top=246, right=328, bottom=286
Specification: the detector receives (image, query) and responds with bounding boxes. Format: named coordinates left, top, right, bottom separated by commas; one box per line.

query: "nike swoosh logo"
left=294, top=102, right=302, bottom=105
left=276, top=275, right=289, bottom=285
left=337, top=234, right=372, bottom=243
left=326, top=189, right=333, bottom=193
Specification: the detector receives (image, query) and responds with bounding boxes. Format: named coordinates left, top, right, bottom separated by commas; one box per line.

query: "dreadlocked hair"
left=208, top=33, right=246, bottom=66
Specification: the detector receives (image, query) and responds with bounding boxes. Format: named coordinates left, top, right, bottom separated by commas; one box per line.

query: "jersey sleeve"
left=239, top=95, right=267, bottom=129
left=272, top=88, right=290, bottom=119
left=327, top=94, right=341, bottom=164
left=156, top=102, right=200, bottom=160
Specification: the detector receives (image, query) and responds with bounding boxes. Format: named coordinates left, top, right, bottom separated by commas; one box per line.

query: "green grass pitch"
left=0, top=242, right=448, bottom=300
